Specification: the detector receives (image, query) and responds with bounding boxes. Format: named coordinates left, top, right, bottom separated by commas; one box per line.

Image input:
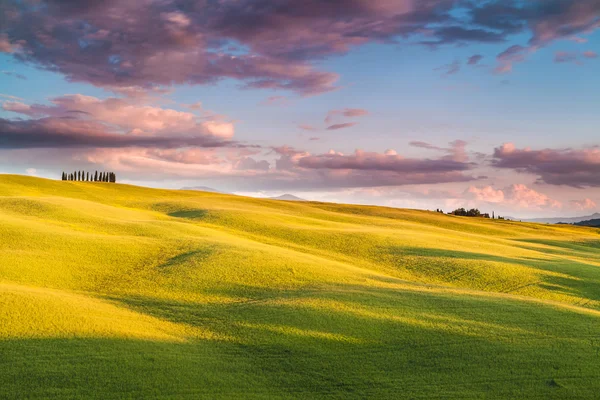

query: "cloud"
left=495, top=45, right=533, bottom=74
left=252, top=146, right=479, bottom=190
left=435, top=60, right=461, bottom=76
left=325, top=108, right=369, bottom=124
left=0, top=117, right=233, bottom=150
left=1, top=70, right=26, bottom=80
left=554, top=51, right=579, bottom=63
left=554, top=50, right=597, bottom=64
left=326, top=122, right=358, bottom=131
left=0, top=94, right=243, bottom=150
left=235, top=157, right=271, bottom=171
left=492, top=143, right=600, bottom=187
left=183, top=102, right=203, bottom=111
left=261, top=96, right=288, bottom=106
left=0, top=94, right=23, bottom=101
left=297, top=149, right=471, bottom=174
left=298, top=124, right=317, bottom=131
left=409, top=140, right=469, bottom=162
left=467, top=54, right=483, bottom=65
left=570, top=198, right=597, bottom=211
left=5, top=1, right=596, bottom=94
left=3, top=94, right=234, bottom=139
left=467, top=184, right=562, bottom=210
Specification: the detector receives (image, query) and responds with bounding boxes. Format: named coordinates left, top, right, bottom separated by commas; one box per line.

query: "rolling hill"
left=1, top=174, right=600, bottom=399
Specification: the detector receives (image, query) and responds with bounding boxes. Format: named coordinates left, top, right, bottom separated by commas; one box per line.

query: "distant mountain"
left=269, top=194, right=307, bottom=201
left=180, top=186, right=226, bottom=194
left=574, top=218, right=600, bottom=227
left=523, top=213, right=600, bottom=224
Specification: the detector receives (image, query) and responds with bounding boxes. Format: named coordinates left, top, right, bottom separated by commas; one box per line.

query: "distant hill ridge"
left=523, top=213, right=600, bottom=224
left=574, top=218, right=600, bottom=227
left=269, top=194, right=306, bottom=201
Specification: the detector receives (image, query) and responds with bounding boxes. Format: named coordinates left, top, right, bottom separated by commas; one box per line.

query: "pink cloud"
left=410, top=140, right=470, bottom=162
left=554, top=51, right=579, bottom=63
left=297, top=149, right=471, bottom=174
left=326, top=122, right=358, bottom=131
left=3, top=94, right=234, bottom=140
left=298, top=124, right=317, bottom=131
left=325, top=108, right=369, bottom=124
left=570, top=198, right=597, bottom=211
left=261, top=96, right=288, bottom=106
left=494, top=45, right=534, bottom=74
left=467, top=184, right=562, bottom=210
left=2, top=0, right=600, bottom=95
left=492, top=143, right=600, bottom=187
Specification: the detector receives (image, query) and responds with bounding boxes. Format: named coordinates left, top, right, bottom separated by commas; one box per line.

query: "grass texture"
left=1, top=174, right=599, bottom=399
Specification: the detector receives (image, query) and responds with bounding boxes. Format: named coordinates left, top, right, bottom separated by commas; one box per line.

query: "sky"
left=1, top=0, right=600, bottom=218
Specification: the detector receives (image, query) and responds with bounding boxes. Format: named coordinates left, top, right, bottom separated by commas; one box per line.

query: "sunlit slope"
left=1, top=174, right=599, bottom=399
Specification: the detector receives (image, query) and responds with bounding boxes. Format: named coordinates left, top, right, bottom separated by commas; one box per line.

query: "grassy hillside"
left=1, top=174, right=599, bottom=399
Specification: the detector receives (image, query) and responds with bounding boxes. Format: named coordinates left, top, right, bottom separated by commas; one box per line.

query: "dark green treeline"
left=61, top=171, right=116, bottom=183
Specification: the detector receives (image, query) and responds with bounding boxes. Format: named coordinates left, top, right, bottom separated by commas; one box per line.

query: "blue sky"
left=1, top=0, right=600, bottom=217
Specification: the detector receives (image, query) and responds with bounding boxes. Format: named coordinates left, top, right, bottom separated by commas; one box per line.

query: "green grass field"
left=1, top=174, right=599, bottom=399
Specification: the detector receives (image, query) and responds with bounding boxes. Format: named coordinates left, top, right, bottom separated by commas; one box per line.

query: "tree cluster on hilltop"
left=61, top=171, right=116, bottom=183
left=447, top=208, right=504, bottom=219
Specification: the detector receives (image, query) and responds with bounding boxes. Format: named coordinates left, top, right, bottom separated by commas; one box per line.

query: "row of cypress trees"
left=61, top=171, right=116, bottom=183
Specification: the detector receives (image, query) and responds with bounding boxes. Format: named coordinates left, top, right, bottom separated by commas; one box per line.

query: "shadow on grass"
left=3, top=281, right=600, bottom=399
left=513, top=238, right=600, bottom=257
left=382, top=245, right=600, bottom=305
left=168, top=209, right=210, bottom=220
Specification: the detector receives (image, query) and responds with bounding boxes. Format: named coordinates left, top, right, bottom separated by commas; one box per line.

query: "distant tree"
left=61, top=172, right=65, bottom=181
left=451, top=208, right=467, bottom=216
left=466, top=208, right=481, bottom=217
left=94, top=171, right=98, bottom=182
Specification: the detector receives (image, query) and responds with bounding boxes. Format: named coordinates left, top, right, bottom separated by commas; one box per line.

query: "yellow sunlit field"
left=1, top=174, right=599, bottom=398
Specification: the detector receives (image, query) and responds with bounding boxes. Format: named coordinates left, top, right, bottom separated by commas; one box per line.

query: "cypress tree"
left=86, top=172, right=89, bottom=181
left=94, top=171, right=98, bottom=182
